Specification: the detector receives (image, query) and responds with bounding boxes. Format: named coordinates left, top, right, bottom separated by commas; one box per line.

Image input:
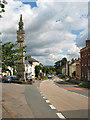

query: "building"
left=69, top=59, right=76, bottom=78
left=66, top=61, right=69, bottom=76
left=17, top=14, right=26, bottom=81
left=76, top=58, right=81, bottom=80
left=25, top=57, right=39, bottom=79
left=62, top=64, right=66, bottom=76
left=80, top=40, right=90, bottom=81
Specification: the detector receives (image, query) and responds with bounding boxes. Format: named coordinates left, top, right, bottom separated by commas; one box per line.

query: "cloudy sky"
left=0, top=0, right=89, bottom=65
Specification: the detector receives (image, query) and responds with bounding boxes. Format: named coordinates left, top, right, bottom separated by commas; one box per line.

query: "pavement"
left=2, top=83, right=34, bottom=118
left=39, top=79, right=88, bottom=118
left=54, top=80, right=89, bottom=97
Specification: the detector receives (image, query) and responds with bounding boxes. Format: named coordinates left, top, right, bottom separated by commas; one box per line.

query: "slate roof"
left=25, top=57, right=39, bottom=63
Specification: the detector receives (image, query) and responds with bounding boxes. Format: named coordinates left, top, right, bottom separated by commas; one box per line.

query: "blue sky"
left=2, top=0, right=88, bottom=65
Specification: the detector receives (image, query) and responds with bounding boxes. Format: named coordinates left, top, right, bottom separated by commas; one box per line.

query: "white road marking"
left=56, top=113, right=65, bottom=119
left=46, top=100, right=50, bottom=103
left=49, top=105, right=56, bottom=109
left=43, top=97, right=46, bottom=99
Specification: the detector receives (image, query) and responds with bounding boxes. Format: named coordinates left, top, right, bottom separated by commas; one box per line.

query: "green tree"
left=54, top=57, right=67, bottom=75
left=42, top=66, right=47, bottom=74
left=46, top=67, right=50, bottom=75
left=0, top=0, right=7, bottom=18
left=2, top=41, right=27, bottom=75
left=35, top=65, right=42, bottom=77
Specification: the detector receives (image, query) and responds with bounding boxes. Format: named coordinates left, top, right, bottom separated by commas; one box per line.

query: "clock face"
left=19, top=34, right=22, bottom=39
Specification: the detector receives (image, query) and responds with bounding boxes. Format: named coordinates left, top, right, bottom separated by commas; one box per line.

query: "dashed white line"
left=43, top=97, right=46, bottom=99
left=49, top=105, right=56, bottom=109
left=46, top=100, right=50, bottom=103
left=56, top=113, right=65, bottom=119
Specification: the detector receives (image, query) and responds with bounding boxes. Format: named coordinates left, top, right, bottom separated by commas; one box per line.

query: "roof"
left=25, top=60, right=29, bottom=64
left=25, top=57, right=39, bottom=63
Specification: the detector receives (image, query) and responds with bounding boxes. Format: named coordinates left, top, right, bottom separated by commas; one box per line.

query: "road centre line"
left=49, top=105, right=56, bottom=109
left=56, top=113, right=65, bottom=119
left=46, top=100, right=50, bottom=103
left=43, top=97, right=46, bottom=99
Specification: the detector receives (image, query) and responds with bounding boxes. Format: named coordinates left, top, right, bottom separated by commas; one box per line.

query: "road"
left=40, top=79, right=89, bottom=119
left=1, top=78, right=89, bottom=119
left=1, top=83, right=60, bottom=119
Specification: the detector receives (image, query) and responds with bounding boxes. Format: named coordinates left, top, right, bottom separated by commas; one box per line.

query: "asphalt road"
left=24, top=85, right=59, bottom=118
left=40, top=79, right=89, bottom=119
left=2, top=83, right=60, bottom=119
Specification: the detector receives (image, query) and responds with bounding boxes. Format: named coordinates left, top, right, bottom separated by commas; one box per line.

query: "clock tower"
left=17, top=14, right=26, bottom=82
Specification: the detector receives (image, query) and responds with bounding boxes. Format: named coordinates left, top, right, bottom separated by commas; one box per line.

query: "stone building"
left=17, top=14, right=26, bottom=81
left=69, top=59, right=76, bottom=78
left=76, top=58, right=81, bottom=80
left=62, top=64, right=66, bottom=76
left=80, top=40, right=90, bottom=81
left=66, top=61, right=70, bottom=76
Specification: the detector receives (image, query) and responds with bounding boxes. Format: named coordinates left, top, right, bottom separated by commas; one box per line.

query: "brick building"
left=80, top=40, right=90, bottom=81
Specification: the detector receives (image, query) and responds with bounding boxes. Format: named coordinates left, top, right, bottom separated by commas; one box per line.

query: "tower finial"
left=20, top=14, right=22, bottom=22
left=19, top=14, right=23, bottom=30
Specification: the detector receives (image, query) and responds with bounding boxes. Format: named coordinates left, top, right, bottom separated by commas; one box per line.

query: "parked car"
left=0, top=74, right=3, bottom=82
left=48, top=75, right=52, bottom=79
left=2, top=76, right=12, bottom=83
left=10, top=76, right=18, bottom=81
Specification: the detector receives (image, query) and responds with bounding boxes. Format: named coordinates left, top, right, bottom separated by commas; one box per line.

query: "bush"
left=44, top=76, right=48, bottom=80
left=35, top=77, right=39, bottom=80
left=79, top=82, right=90, bottom=88
left=58, top=75, right=65, bottom=79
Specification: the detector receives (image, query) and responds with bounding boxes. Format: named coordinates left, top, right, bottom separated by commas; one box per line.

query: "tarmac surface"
left=40, top=79, right=88, bottom=118
left=1, top=78, right=89, bottom=119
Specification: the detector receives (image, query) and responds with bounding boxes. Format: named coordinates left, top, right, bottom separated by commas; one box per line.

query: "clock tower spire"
left=17, top=14, right=26, bottom=82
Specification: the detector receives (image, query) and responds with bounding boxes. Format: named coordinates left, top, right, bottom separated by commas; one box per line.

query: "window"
left=88, top=58, right=90, bottom=66
left=88, top=51, right=90, bottom=55
left=85, top=52, right=86, bottom=56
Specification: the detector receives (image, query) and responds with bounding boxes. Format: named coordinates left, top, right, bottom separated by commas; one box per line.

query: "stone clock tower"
left=17, top=14, right=26, bottom=82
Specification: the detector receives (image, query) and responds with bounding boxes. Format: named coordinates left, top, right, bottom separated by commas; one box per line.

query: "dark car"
left=48, top=75, right=52, bottom=79
left=10, top=76, right=18, bottom=81
left=2, top=76, right=12, bottom=83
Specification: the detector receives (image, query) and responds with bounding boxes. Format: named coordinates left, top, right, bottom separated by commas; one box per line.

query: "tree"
left=2, top=41, right=27, bottom=75
left=46, top=67, right=50, bottom=75
left=42, top=66, right=47, bottom=74
left=54, top=57, right=67, bottom=75
left=35, top=65, right=42, bottom=77
left=0, top=0, right=7, bottom=18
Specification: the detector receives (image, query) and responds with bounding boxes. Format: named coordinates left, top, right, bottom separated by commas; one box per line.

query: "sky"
left=0, top=0, right=89, bottom=65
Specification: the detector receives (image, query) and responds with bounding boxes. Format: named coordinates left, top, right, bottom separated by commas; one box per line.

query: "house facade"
left=25, top=57, right=39, bottom=79
left=80, top=40, right=90, bottom=81
left=76, top=58, right=81, bottom=80
left=66, top=61, right=69, bottom=76
left=62, top=64, right=66, bottom=76
left=69, top=59, right=76, bottom=78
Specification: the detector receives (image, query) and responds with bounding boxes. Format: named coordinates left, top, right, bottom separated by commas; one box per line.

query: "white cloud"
left=1, top=0, right=88, bottom=65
